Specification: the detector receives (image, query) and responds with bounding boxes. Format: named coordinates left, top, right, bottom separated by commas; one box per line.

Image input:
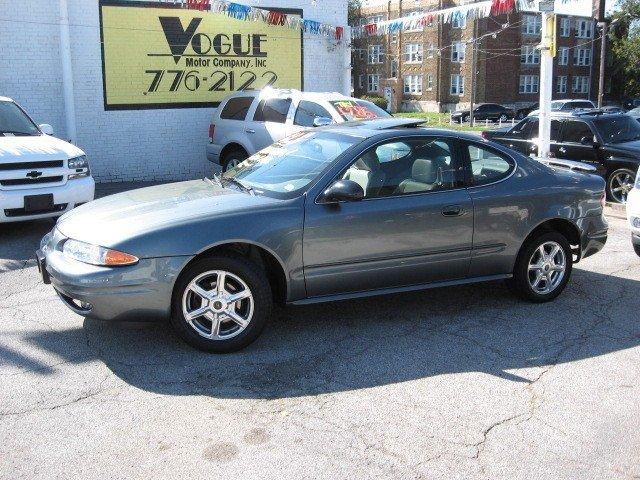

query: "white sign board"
left=519, top=0, right=593, bottom=17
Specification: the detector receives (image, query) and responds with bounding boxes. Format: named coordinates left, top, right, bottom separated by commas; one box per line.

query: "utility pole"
left=597, top=21, right=607, bottom=108
left=537, top=10, right=556, bottom=158
left=59, top=0, right=77, bottom=143
left=469, top=20, right=478, bottom=126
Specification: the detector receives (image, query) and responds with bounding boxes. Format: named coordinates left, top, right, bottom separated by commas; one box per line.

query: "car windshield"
left=0, top=101, right=40, bottom=136
left=550, top=101, right=564, bottom=110
left=222, top=131, right=359, bottom=197
left=329, top=100, right=391, bottom=121
left=593, top=116, right=640, bottom=144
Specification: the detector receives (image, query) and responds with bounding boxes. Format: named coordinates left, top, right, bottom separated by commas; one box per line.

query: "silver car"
left=37, top=119, right=608, bottom=353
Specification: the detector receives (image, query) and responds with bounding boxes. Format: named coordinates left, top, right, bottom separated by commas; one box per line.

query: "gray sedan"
left=37, top=119, right=608, bottom=352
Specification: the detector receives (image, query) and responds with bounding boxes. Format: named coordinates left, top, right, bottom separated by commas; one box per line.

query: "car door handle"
left=558, top=147, right=567, bottom=154
left=245, top=129, right=256, bottom=134
left=442, top=205, right=464, bottom=217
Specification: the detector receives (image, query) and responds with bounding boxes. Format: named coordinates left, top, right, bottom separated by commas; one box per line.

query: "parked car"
left=450, top=103, right=515, bottom=123
left=0, top=96, right=94, bottom=222
left=482, top=110, right=640, bottom=203
left=516, top=103, right=538, bottom=119
left=628, top=107, right=640, bottom=123
left=207, top=88, right=392, bottom=171
left=528, top=99, right=595, bottom=116
left=623, top=99, right=640, bottom=111
left=627, top=169, right=640, bottom=256
left=602, top=105, right=626, bottom=114
left=37, top=118, right=607, bottom=352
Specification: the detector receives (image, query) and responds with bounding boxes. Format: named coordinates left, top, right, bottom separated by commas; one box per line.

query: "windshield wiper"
left=0, top=130, right=34, bottom=136
left=221, top=176, right=255, bottom=195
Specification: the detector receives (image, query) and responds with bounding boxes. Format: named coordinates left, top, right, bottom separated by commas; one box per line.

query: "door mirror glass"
left=320, top=179, right=365, bottom=203
left=39, top=123, right=54, bottom=135
left=312, top=116, right=334, bottom=127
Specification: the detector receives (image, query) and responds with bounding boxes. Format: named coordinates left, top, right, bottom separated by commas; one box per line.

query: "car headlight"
left=62, top=239, right=138, bottom=266
left=68, top=155, right=90, bottom=179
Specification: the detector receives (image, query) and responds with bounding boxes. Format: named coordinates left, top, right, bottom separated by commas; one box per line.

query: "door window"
left=561, top=121, right=594, bottom=143
left=467, top=144, right=514, bottom=186
left=340, top=138, right=459, bottom=198
left=293, top=101, right=332, bottom=127
left=253, top=98, right=292, bottom=123
left=219, top=97, right=254, bottom=120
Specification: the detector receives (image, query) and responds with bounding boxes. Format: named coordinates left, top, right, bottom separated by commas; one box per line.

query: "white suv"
left=529, top=99, right=596, bottom=116
left=627, top=169, right=640, bottom=256
left=206, top=88, right=391, bottom=171
left=0, top=97, right=94, bottom=222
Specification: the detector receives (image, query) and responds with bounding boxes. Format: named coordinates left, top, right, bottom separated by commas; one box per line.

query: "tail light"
left=208, top=124, right=215, bottom=143
left=480, top=131, right=488, bottom=140
left=600, top=192, right=606, bottom=208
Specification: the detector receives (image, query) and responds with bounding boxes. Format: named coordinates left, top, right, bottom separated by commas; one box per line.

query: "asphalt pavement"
left=0, top=202, right=638, bottom=479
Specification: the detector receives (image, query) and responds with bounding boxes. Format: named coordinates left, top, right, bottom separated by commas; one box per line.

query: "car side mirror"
left=319, top=179, right=364, bottom=204
left=313, top=116, right=333, bottom=127
left=39, top=124, right=54, bottom=135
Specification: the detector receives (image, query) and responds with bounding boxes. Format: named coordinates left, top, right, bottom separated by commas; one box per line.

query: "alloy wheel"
left=223, top=158, right=241, bottom=172
left=609, top=170, right=635, bottom=204
left=527, top=241, right=566, bottom=295
left=181, top=270, right=254, bottom=340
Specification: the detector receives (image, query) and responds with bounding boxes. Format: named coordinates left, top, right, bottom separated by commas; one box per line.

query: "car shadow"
left=8, top=267, right=640, bottom=399
left=0, top=219, right=55, bottom=273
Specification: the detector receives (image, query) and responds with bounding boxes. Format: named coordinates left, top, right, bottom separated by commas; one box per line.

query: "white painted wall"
left=0, top=0, right=349, bottom=182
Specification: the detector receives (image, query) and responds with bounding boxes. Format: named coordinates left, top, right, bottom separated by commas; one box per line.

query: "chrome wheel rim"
left=224, top=158, right=241, bottom=171
left=182, top=270, right=254, bottom=340
left=499, top=114, right=508, bottom=122
left=528, top=241, right=566, bottom=295
left=609, top=170, right=634, bottom=204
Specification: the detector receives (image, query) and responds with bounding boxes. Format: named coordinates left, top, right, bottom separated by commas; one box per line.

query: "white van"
left=0, top=97, right=94, bottom=222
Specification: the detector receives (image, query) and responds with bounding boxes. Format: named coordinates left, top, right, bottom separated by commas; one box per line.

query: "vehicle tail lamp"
left=480, top=131, right=488, bottom=140
left=62, top=239, right=138, bottom=266
left=208, top=124, right=215, bottom=143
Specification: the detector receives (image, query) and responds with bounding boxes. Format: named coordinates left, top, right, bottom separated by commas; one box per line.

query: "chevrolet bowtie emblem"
left=26, top=171, right=43, bottom=179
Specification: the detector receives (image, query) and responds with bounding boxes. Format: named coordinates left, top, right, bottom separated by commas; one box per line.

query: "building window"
left=451, top=12, right=466, bottom=29
left=451, top=42, right=466, bottom=62
left=450, top=74, right=464, bottom=95
left=391, top=57, right=398, bottom=78
left=576, top=19, right=593, bottom=38
left=558, top=47, right=569, bottom=65
left=368, top=14, right=384, bottom=25
left=572, top=76, right=590, bottom=94
left=403, top=43, right=423, bottom=63
left=519, top=75, right=539, bottom=94
left=358, top=75, right=364, bottom=89
left=427, top=73, right=434, bottom=90
left=368, top=45, right=383, bottom=64
left=404, top=74, right=423, bottom=95
left=391, top=32, right=398, bottom=43
left=406, top=11, right=423, bottom=32
left=557, top=76, right=567, bottom=94
left=367, top=74, right=380, bottom=93
left=522, top=15, right=541, bottom=35
left=574, top=48, right=592, bottom=66
left=358, top=49, right=365, bottom=60
left=560, top=18, right=571, bottom=37
left=427, top=43, right=435, bottom=58
left=521, top=45, right=540, bottom=64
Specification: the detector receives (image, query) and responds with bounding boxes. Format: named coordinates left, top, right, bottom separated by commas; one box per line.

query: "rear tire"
left=508, top=232, right=573, bottom=303
left=499, top=113, right=508, bottom=122
left=170, top=255, right=272, bottom=353
left=221, top=148, right=248, bottom=172
left=633, top=242, right=640, bottom=257
left=606, top=168, right=635, bottom=204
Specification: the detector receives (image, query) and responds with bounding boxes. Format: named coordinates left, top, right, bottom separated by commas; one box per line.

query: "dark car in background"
left=516, top=103, right=538, bottom=119
left=628, top=107, right=640, bottom=123
left=451, top=103, right=515, bottom=123
left=483, top=110, right=640, bottom=203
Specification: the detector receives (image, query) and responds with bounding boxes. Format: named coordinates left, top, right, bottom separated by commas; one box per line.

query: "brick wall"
left=0, top=0, right=349, bottom=183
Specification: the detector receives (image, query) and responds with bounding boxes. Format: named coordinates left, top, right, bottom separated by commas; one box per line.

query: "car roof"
left=0, top=96, right=14, bottom=102
left=529, top=109, right=629, bottom=120
left=221, top=88, right=352, bottom=102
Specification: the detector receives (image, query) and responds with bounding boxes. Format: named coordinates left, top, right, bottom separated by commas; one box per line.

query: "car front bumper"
left=37, top=229, right=192, bottom=321
left=206, top=143, right=222, bottom=165
left=0, top=176, right=95, bottom=223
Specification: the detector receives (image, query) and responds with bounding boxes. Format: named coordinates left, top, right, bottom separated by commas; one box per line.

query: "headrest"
left=354, top=150, right=380, bottom=171
left=412, top=158, right=437, bottom=183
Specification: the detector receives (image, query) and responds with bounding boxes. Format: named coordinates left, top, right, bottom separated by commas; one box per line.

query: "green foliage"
left=360, top=95, right=389, bottom=109
left=611, top=0, right=640, bottom=97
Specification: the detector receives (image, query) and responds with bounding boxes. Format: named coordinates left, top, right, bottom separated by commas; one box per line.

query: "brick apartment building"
left=351, top=0, right=616, bottom=112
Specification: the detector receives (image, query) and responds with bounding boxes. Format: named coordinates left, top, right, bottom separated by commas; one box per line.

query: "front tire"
left=607, top=168, right=636, bottom=204
left=499, top=113, right=509, bottom=122
left=170, top=255, right=272, bottom=353
left=634, top=241, right=640, bottom=257
left=508, top=232, right=573, bottom=303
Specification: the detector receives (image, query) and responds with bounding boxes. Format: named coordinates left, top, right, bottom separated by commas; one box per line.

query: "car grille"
left=4, top=203, right=68, bottom=217
left=0, top=160, right=64, bottom=171
left=0, top=176, right=64, bottom=187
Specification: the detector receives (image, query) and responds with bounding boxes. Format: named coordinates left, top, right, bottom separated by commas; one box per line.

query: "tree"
left=610, top=0, right=640, bottom=97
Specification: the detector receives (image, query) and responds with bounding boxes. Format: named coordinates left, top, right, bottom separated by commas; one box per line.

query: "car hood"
left=0, top=134, right=84, bottom=162
left=56, top=180, right=285, bottom=249
left=604, top=139, right=640, bottom=156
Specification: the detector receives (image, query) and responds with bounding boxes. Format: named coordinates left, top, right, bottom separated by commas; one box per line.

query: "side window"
left=550, top=120, right=561, bottom=141
left=561, top=121, right=594, bottom=143
left=293, top=101, right=332, bottom=127
left=468, top=144, right=514, bottom=186
left=341, top=137, right=459, bottom=199
left=219, top=97, right=254, bottom=120
left=521, top=119, right=539, bottom=139
left=253, top=98, right=292, bottom=123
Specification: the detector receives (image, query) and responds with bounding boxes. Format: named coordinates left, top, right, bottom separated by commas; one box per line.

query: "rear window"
left=220, top=97, right=254, bottom=120
left=567, top=101, right=594, bottom=110
left=253, top=98, right=292, bottom=123
left=329, top=100, right=391, bottom=121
